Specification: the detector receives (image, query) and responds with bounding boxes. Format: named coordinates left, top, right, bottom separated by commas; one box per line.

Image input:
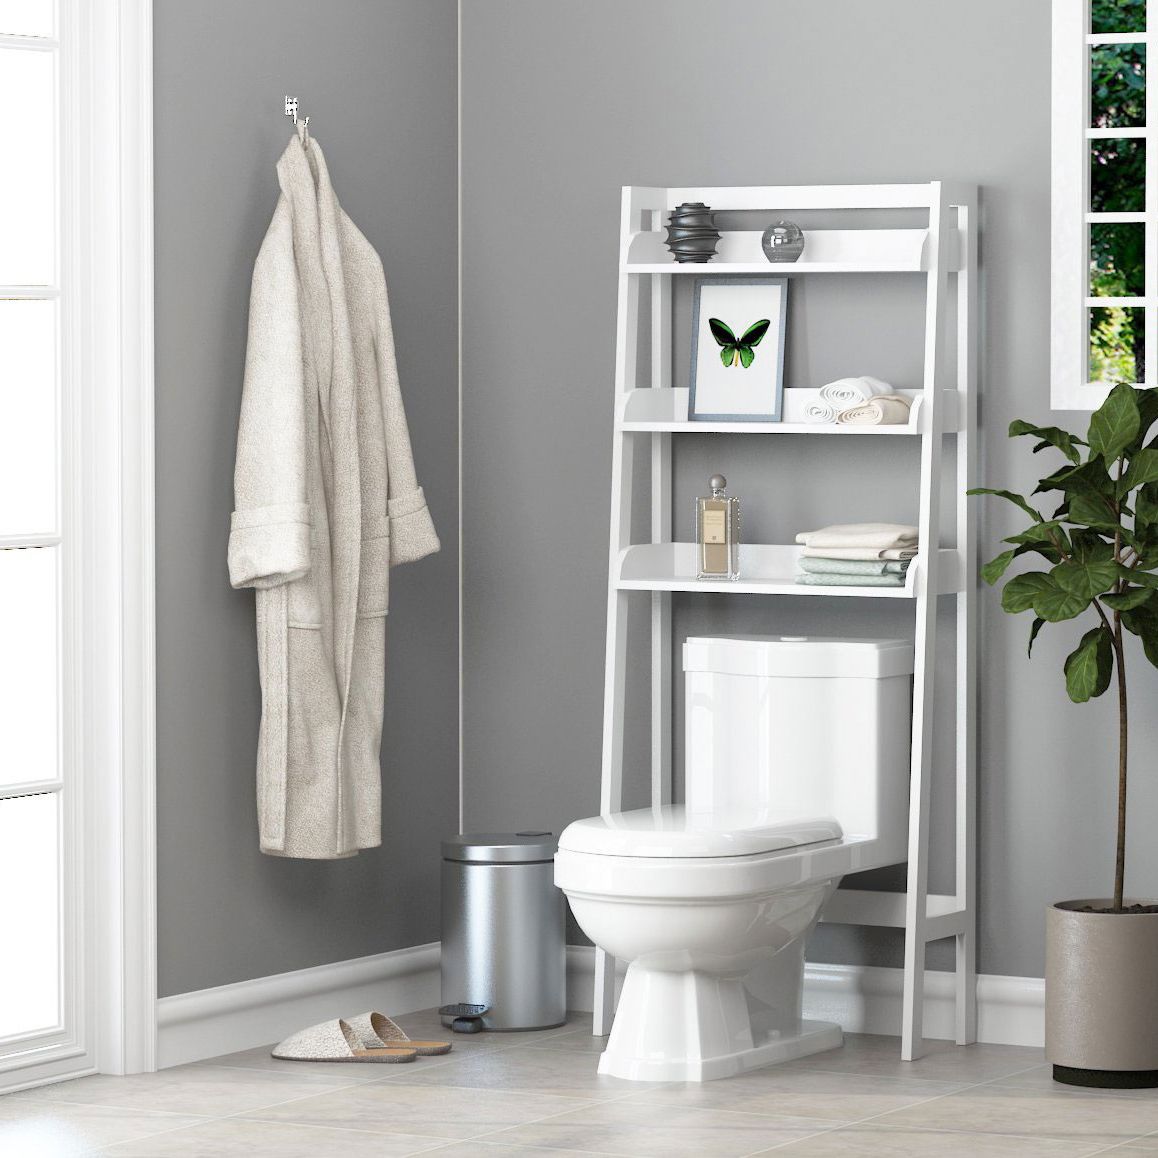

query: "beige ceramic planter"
left=1046, top=900, right=1158, bottom=1087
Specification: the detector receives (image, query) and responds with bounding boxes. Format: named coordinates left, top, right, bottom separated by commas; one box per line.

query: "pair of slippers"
left=272, top=1010, right=452, bottom=1064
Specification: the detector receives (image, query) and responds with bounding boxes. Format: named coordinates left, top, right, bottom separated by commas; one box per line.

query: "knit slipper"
left=271, top=1017, right=418, bottom=1062
left=347, top=1010, right=453, bottom=1056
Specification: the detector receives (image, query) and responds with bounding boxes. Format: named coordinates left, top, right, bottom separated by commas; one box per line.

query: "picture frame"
left=688, top=277, right=788, bottom=422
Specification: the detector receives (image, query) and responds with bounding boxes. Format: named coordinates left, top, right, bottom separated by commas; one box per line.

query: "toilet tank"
left=683, top=635, right=913, bottom=849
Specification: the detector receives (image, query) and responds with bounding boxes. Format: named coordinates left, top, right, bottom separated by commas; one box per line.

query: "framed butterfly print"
left=688, top=277, right=788, bottom=422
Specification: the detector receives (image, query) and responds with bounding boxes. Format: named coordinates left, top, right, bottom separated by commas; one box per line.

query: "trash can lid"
left=441, top=831, right=557, bottom=863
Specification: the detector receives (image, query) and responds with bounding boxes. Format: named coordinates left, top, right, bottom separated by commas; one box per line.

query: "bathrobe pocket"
left=357, top=515, right=390, bottom=617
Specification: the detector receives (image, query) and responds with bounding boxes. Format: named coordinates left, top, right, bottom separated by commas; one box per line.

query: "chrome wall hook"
left=284, top=95, right=310, bottom=131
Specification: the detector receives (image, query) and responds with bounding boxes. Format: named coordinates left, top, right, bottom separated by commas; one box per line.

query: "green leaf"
left=1123, top=566, right=1158, bottom=589
left=1069, top=529, right=1115, bottom=563
left=1135, top=482, right=1158, bottom=529
left=967, top=488, right=1045, bottom=523
left=1034, top=458, right=1114, bottom=498
left=1004, top=520, right=1068, bottom=548
left=1009, top=419, right=1084, bottom=465
left=1027, top=616, right=1045, bottom=657
left=1121, top=604, right=1158, bottom=668
left=1052, top=558, right=1120, bottom=601
left=1067, top=490, right=1119, bottom=530
left=1034, top=581, right=1093, bottom=622
left=1103, top=586, right=1154, bottom=611
left=1064, top=626, right=1114, bottom=702
left=1122, top=448, right=1158, bottom=490
left=1001, top=572, right=1053, bottom=613
left=981, top=549, right=1016, bottom=585
left=1133, top=387, right=1158, bottom=448
left=1089, top=382, right=1141, bottom=461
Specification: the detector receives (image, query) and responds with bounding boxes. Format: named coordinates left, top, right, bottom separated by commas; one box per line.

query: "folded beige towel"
left=796, top=523, right=918, bottom=550
left=800, top=545, right=917, bottom=561
left=836, top=393, right=912, bottom=426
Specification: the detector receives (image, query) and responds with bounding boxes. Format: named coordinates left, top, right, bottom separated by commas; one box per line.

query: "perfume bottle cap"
left=710, top=474, right=727, bottom=491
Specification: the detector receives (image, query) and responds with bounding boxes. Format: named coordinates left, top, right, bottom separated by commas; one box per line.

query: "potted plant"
left=972, top=383, right=1158, bottom=1088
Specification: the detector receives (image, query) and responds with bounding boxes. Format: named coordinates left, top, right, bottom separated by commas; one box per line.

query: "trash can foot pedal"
left=439, top=1003, right=489, bottom=1033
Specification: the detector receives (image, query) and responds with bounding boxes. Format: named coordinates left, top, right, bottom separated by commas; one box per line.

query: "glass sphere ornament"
left=761, top=220, right=805, bottom=262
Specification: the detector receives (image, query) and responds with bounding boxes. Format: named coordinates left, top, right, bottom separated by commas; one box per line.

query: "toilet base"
left=598, top=1014, right=841, bottom=1083
left=595, top=960, right=842, bottom=1082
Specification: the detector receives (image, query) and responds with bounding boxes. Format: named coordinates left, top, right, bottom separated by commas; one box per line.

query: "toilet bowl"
left=555, top=635, right=913, bottom=1082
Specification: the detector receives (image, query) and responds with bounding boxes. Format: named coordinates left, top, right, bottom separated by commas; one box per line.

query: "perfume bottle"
left=696, top=475, right=740, bottom=580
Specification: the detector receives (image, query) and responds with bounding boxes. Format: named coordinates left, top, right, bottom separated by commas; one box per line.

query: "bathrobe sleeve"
left=374, top=273, right=441, bottom=567
left=228, top=197, right=312, bottom=590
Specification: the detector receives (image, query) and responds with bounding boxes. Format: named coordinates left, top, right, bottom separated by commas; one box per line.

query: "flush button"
left=779, top=636, right=808, bottom=642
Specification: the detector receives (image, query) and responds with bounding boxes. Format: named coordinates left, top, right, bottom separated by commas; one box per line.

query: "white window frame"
left=1053, top=0, right=1154, bottom=408
left=0, top=0, right=155, bottom=1092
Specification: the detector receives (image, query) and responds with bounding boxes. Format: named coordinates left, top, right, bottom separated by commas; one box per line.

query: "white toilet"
left=555, top=634, right=913, bottom=1082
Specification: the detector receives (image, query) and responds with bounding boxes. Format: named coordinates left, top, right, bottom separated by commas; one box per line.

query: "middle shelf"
left=616, top=543, right=963, bottom=598
left=618, top=387, right=961, bottom=434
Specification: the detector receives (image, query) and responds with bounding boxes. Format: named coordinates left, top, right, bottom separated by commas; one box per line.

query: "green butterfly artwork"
left=708, top=317, right=772, bottom=369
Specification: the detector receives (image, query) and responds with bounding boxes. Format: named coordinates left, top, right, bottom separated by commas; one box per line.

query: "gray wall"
left=154, top=0, right=458, bottom=996
left=461, top=0, right=1158, bottom=978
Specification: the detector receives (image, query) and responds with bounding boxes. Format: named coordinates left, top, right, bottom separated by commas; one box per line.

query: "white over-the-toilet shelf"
left=619, top=387, right=962, bottom=434
left=616, top=544, right=963, bottom=598
left=595, top=182, right=978, bottom=1065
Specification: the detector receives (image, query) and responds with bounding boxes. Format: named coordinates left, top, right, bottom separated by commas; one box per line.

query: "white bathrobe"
left=228, top=131, right=439, bottom=859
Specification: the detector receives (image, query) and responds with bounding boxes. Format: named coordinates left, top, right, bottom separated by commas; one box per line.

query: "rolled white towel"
left=804, top=399, right=837, bottom=423
left=818, top=375, right=891, bottom=409
left=796, top=522, right=918, bottom=550
left=836, top=393, right=912, bottom=426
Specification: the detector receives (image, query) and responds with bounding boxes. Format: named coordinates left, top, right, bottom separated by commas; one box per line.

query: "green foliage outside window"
left=1090, top=2, right=1147, bottom=382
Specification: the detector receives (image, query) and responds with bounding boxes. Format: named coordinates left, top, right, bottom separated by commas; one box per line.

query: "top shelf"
left=623, top=228, right=963, bottom=275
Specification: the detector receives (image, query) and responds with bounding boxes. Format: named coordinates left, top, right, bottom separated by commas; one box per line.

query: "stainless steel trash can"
left=440, top=832, right=566, bottom=1031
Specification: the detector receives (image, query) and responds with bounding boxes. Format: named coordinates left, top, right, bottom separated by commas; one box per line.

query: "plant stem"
left=1113, top=611, right=1128, bottom=912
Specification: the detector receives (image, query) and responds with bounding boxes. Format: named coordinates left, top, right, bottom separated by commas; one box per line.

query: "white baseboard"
left=565, top=947, right=1044, bottom=1048
left=156, top=942, right=440, bottom=1069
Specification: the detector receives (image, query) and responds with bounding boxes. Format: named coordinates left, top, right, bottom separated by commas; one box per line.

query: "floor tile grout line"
left=82, top=1112, right=229, bottom=1154
left=739, top=1062, right=1096, bottom=1154
left=1, top=1093, right=206, bottom=1119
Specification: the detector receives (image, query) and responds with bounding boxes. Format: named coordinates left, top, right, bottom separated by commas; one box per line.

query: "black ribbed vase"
left=665, top=202, right=720, bottom=263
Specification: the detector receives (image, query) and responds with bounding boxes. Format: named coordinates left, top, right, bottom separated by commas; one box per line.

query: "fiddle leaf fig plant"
left=969, top=383, right=1158, bottom=913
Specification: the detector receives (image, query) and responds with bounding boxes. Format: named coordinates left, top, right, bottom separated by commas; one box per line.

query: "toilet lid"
left=558, top=805, right=843, bottom=859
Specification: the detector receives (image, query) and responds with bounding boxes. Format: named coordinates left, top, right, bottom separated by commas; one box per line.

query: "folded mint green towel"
left=795, top=571, right=907, bottom=587
left=799, top=557, right=910, bottom=577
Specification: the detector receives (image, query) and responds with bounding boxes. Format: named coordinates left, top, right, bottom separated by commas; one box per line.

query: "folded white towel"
left=800, top=545, right=917, bottom=561
left=796, top=522, right=919, bottom=550
left=819, top=375, right=891, bottom=409
left=804, top=399, right=837, bottom=423
left=836, top=393, right=912, bottom=426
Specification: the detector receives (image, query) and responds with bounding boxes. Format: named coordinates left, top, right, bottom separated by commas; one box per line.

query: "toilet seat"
left=559, top=805, right=842, bottom=859
left=555, top=809, right=878, bottom=903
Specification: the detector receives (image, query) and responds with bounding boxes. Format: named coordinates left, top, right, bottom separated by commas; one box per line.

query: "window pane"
left=0, top=301, right=55, bottom=535
left=1091, top=44, right=1146, bottom=128
left=1090, top=306, right=1145, bottom=383
left=1090, top=138, right=1146, bottom=212
left=0, top=547, right=58, bottom=789
left=1090, top=221, right=1145, bottom=296
left=0, top=47, right=54, bottom=284
left=0, top=0, right=53, bottom=36
left=0, top=793, right=60, bottom=1038
left=1092, top=0, right=1145, bottom=34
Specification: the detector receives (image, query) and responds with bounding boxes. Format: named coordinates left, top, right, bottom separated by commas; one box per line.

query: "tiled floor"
left=3, top=1009, right=1158, bottom=1156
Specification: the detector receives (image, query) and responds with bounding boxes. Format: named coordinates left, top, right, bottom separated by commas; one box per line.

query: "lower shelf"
left=616, top=543, right=963, bottom=598
left=822, top=888, right=970, bottom=944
